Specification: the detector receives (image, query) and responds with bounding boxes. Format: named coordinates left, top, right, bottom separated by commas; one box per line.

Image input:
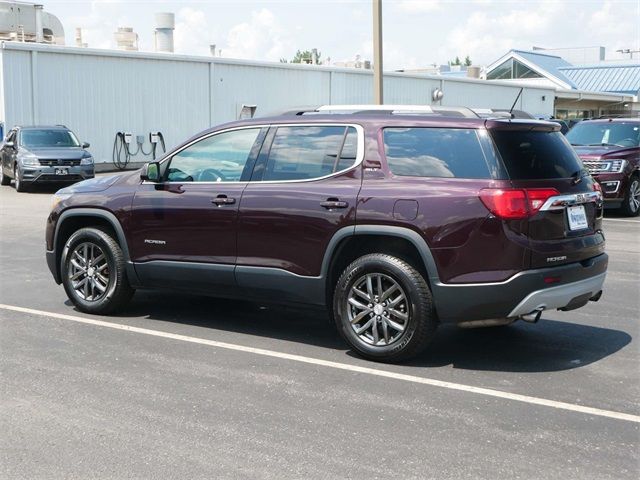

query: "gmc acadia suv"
left=46, top=105, right=608, bottom=362
left=566, top=117, right=640, bottom=216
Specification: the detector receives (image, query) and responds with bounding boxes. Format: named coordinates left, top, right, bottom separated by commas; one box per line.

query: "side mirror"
left=82, top=142, right=90, bottom=148
left=140, top=162, right=161, bottom=182
left=4, top=141, right=14, bottom=148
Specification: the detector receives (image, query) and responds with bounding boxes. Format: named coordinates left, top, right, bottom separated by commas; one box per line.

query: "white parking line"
left=2, top=303, right=639, bottom=424
left=603, top=218, right=640, bottom=224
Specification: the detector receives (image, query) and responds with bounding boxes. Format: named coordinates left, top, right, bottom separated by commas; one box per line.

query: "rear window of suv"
left=490, top=130, right=583, bottom=179
left=383, top=128, right=492, bottom=178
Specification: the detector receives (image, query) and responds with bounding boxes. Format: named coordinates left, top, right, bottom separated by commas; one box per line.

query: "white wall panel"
left=0, top=43, right=558, bottom=167
left=212, top=62, right=331, bottom=123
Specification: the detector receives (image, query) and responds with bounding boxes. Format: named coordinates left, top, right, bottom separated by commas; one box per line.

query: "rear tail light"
left=592, top=181, right=602, bottom=193
left=479, top=188, right=559, bottom=219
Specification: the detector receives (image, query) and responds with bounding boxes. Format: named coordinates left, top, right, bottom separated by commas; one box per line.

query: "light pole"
left=373, top=0, right=383, bottom=104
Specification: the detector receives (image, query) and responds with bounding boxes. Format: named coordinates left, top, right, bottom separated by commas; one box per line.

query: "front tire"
left=0, top=166, right=10, bottom=186
left=333, top=254, right=437, bottom=362
left=61, top=227, right=134, bottom=314
left=620, top=176, right=640, bottom=217
left=14, top=165, right=27, bottom=192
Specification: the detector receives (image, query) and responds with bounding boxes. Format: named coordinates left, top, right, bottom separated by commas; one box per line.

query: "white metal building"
left=0, top=41, right=556, bottom=169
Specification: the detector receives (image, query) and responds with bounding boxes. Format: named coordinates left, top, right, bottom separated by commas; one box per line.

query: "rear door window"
left=383, top=128, right=492, bottom=178
left=491, top=130, right=583, bottom=179
left=263, top=126, right=358, bottom=181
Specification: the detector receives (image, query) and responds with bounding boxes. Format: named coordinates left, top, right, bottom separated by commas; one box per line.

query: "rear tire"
left=333, top=254, right=437, bottom=362
left=61, top=227, right=134, bottom=314
left=620, top=175, right=640, bottom=217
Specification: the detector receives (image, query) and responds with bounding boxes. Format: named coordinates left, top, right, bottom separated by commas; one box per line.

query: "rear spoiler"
left=484, top=118, right=561, bottom=132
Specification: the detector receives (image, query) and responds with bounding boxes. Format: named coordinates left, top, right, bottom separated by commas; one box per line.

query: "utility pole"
left=373, top=0, right=383, bottom=104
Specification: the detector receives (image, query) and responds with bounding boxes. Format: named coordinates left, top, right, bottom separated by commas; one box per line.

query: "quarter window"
left=263, top=126, right=358, bottom=181
left=383, top=128, right=492, bottom=179
left=166, top=128, right=261, bottom=182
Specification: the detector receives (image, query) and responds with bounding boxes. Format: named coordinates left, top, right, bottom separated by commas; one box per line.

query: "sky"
left=41, top=0, right=640, bottom=69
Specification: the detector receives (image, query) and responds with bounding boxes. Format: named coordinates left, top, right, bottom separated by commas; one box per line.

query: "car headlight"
left=610, top=159, right=626, bottom=173
left=20, top=153, right=40, bottom=167
left=51, top=192, right=72, bottom=210
left=80, top=156, right=94, bottom=166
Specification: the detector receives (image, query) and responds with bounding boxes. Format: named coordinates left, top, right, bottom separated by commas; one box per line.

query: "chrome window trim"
left=142, top=123, right=365, bottom=186
left=539, top=191, right=602, bottom=211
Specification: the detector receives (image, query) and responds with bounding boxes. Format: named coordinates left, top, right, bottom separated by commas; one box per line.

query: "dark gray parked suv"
left=0, top=125, right=94, bottom=192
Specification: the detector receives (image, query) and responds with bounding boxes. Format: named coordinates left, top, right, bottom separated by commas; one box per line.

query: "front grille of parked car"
left=582, top=159, right=625, bottom=174
left=38, top=159, right=81, bottom=167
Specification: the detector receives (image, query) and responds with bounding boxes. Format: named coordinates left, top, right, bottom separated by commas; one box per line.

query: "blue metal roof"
left=558, top=63, right=640, bottom=95
left=511, top=50, right=576, bottom=87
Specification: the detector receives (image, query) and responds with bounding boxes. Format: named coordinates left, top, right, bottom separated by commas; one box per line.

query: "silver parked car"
left=0, top=125, right=94, bottom=192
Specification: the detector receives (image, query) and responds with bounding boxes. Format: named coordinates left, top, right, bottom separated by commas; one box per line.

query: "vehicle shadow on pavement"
left=117, top=291, right=344, bottom=351
left=403, top=318, right=632, bottom=372
left=117, top=292, right=631, bottom=373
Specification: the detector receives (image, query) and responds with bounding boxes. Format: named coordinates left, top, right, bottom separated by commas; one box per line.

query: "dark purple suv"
left=566, top=117, right=640, bottom=216
left=46, top=105, right=608, bottom=362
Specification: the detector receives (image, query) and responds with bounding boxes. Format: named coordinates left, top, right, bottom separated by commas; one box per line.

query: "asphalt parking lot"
left=1, top=182, right=638, bottom=479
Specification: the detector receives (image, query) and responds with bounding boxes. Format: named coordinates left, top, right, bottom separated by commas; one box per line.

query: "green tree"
left=451, top=56, right=461, bottom=66
left=291, top=49, right=322, bottom=64
left=464, top=55, right=472, bottom=66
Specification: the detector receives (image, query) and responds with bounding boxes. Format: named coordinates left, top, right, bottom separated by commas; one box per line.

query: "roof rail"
left=283, top=104, right=480, bottom=119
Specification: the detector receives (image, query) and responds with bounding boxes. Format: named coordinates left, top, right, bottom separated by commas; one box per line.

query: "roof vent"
left=114, top=27, right=138, bottom=51
left=154, top=12, right=175, bottom=53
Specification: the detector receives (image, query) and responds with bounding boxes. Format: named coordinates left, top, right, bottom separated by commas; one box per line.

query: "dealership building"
left=0, top=41, right=560, bottom=169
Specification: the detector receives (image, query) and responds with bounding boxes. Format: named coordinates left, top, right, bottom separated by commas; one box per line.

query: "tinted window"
left=383, top=128, right=491, bottom=178
left=20, top=129, right=79, bottom=148
left=167, top=128, right=260, bottom=182
left=336, top=128, right=358, bottom=171
left=264, top=126, right=357, bottom=181
left=566, top=121, right=639, bottom=148
left=491, top=130, right=583, bottom=179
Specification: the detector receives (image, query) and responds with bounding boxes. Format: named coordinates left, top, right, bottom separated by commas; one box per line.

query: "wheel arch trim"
left=321, top=225, right=441, bottom=283
left=52, top=208, right=139, bottom=285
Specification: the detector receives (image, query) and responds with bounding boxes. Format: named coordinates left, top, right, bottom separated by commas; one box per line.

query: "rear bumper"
left=507, top=272, right=605, bottom=317
left=433, top=253, right=608, bottom=323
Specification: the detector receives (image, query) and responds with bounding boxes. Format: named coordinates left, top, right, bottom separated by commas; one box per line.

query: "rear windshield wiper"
left=570, top=169, right=587, bottom=185
left=586, top=142, right=623, bottom=147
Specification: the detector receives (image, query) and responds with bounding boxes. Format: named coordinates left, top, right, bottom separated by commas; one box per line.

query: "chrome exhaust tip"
left=520, top=307, right=545, bottom=323
left=589, top=290, right=603, bottom=302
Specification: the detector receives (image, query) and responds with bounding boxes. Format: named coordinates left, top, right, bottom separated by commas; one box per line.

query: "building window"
left=487, top=59, right=543, bottom=80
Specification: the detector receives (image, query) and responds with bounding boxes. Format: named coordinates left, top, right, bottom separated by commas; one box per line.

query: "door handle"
left=320, top=198, right=349, bottom=209
left=211, top=195, right=236, bottom=205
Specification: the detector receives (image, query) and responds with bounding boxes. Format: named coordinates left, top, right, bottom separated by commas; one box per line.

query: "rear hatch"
left=487, top=120, right=605, bottom=269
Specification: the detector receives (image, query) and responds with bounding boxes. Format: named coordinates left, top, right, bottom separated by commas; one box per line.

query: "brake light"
left=479, top=188, right=559, bottom=219
left=592, top=181, right=602, bottom=193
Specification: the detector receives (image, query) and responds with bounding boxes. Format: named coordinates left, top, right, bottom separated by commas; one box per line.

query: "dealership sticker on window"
left=567, top=205, right=588, bottom=231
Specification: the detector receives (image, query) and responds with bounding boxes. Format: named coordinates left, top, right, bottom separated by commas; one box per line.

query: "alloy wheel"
left=67, top=242, right=110, bottom=301
left=346, top=273, right=409, bottom=346
left=629, top=179, right=640, bottom=213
